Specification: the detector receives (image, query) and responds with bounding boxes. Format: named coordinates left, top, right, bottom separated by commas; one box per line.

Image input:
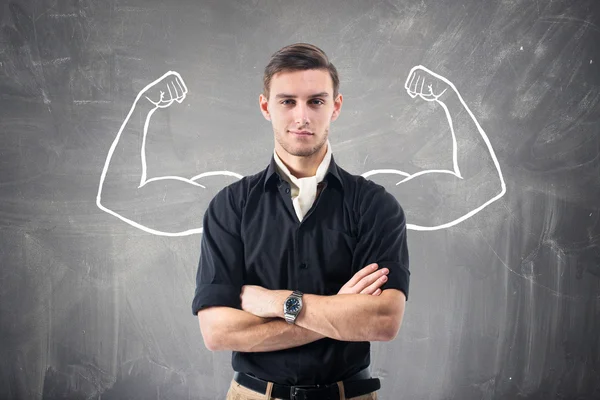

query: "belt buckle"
left=290, top=384, right=332, bottom=400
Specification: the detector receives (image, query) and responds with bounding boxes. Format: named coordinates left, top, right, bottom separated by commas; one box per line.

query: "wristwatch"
left=283, top=290, right=304, bottom=324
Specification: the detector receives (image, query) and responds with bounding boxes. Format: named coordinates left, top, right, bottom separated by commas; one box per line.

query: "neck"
left=275, top=143, right=328, bottom=179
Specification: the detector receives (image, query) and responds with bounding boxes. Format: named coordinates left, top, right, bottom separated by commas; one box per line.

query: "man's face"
left=259, top=69, right=342, bottom=159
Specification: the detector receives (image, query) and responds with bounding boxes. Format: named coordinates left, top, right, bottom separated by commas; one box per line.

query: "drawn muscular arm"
left=96, top=72, right=241, bottom=236
left=363, top=66, right=506, bottom=231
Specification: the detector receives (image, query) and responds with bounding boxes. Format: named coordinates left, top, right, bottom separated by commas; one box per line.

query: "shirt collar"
left=264, top=150, right=344, bottom=191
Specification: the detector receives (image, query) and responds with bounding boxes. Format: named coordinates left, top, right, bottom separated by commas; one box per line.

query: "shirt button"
left=299, top=262, right=307, bottom=269
left=285, top=188, right=290, bottom=194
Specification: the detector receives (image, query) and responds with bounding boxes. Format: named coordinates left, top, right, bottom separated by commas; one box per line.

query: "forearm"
left=210, top=307, right=326, bottom=352
left=293, top=294, right=393, bottom=342
left=438, top=91, right=498, bottom=180
left=101, top=100, right=156, bottom=188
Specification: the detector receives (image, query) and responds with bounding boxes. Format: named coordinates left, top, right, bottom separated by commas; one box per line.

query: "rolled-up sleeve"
left=354, top=183, right=410, bottom=301
left=192, top=186, right=244, bottom=315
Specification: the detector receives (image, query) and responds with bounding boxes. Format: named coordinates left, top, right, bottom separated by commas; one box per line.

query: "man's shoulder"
left=336, top=165, right=404, bottom=216
left=336, top=165, right=392, bottom=199
left=208, top=166, right=268, bottom=209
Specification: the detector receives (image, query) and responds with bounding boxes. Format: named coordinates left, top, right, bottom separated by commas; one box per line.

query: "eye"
left=281, top=99, right=295, bottom=105
left=311, top=99, right=325, bottom=105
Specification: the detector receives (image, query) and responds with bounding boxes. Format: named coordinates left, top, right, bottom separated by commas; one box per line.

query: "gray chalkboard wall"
left=1, top=0, right=599, bottom=399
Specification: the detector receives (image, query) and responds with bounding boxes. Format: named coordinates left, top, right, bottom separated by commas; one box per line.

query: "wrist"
left=437, top=87, right=459, bottom=106
left=133, top=95, right=159, bottom=113
left=274, top=290, right=293, bottom=318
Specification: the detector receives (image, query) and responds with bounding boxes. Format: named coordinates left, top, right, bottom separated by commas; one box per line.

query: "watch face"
left=285, top=298, right=300, bottom=313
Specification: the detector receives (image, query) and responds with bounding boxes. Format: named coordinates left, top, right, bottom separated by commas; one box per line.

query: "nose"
left=294, top=103, right=309, bottom=126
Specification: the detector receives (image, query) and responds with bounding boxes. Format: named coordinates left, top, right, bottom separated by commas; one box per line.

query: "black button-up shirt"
left=192, top=154, right=410, bottom=385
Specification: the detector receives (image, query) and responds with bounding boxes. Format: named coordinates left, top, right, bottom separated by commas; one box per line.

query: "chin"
left=292, top=143, right=326, bottom=158
left=276, top=131, right=326, bottom=156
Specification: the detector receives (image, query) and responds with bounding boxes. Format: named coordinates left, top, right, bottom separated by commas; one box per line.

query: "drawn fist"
left=142, top=71, right=188, bottom=108
left=405, top=65, right=453, bottom=102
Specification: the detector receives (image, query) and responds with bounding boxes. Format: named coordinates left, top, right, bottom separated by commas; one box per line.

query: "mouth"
left=289, top=130, right=313, bottom=136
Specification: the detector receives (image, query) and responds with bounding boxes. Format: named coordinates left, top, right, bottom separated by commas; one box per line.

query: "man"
left=192, top=43, right=409, bottom=400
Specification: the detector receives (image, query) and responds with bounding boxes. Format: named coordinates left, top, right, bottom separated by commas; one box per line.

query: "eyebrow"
left=274, top=92, right=330, bottom=99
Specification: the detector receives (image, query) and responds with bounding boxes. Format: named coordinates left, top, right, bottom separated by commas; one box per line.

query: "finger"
left=176, top=77, right=187, bottom=95
left=405, top=73, right=416, bottom=91
left=171, top=81, right=180, bottom=98
left=344, top=264, right=378, bottom=289
left=159, top=98, right=175, bottom=108
left=407, top=74, right=419, bottom=98
left=173, top=82, right=183, bottom=102
left=172, top=81, right=185, bottom=103
left=372, top=289, right=381, bottom=296
left=360, top=274, right=388, bottom=294
left=412, top=75, right=421, bottom=93
left=406, top=74, right=418, bottom=97
left=166, top=84, right=174, bottom=100
left=355, top=268, right=388, bottom=293
left=349, top=263, right=379, bottom=286
left=419, top=93, right=436, bottom=101
left=411, top=75, right=420, bottom=93
left=420, top=76, right=425, bottom=94
left=345, top=268, right=370, bottom=288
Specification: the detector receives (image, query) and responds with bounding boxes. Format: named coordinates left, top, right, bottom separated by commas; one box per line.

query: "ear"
left=259, top=94, right=271, bottom=121
left=330, top=93, right=343, bottom=122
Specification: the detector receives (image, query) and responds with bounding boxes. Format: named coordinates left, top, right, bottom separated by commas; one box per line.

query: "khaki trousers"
left=226, top=379, right=378, bottom=400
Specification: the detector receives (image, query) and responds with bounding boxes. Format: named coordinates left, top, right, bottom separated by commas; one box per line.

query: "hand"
left=240, top=285, right=285, bottom=319
left=405, top=65, right=453, bottom=102
left=142, top=71, right=188, bottom=108
left=338, top=263, right=389, bottom=296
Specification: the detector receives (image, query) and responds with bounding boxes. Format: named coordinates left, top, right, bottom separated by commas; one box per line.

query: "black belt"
left=233, top=368, right=380, bottom=400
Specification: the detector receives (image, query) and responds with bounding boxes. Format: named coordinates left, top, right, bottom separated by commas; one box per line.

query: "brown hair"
left=263, top=43, right=340, bottom=100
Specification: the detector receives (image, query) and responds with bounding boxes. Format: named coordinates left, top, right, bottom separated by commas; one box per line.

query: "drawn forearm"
left=100, top=100, right=156, bottom=189
left=437, top=90, right=500, bottom=182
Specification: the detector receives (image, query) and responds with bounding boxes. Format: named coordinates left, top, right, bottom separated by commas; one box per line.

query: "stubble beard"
left=275, top=128, right=329, bottom=158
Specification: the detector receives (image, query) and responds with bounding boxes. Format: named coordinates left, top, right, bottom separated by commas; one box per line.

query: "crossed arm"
left=196, top=181, right=409, bottom=353
left=198, top=268, right=405, bottom=352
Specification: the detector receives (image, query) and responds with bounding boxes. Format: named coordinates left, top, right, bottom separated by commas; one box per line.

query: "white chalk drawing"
left=96, top=71, right=243, bottom=236
left=361, top=65, right=506, bottom=231
left=97, top=66, right=505, bottom=235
